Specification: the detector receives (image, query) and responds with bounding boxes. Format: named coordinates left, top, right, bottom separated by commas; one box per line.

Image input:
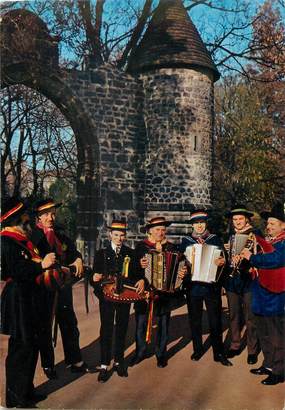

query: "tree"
left=1, top=84, right=77, bottom=198
left=2, top=0, right=284, bottom=77
left=49, top=178, right=77, bottom=238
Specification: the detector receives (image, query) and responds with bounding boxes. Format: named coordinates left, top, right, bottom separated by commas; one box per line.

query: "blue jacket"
left=250, top=238, right=285, bottom=316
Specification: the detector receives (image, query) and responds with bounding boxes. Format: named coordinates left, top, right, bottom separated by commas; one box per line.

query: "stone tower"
left=128, top=0, right=220, bottom=236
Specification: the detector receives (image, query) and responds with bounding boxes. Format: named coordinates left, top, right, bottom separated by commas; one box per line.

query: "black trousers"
left=39, top=286, right=82, bottom=367
left=135, top=312, right=170, bottom=359
left=255, top=314, right=285, bottom=376
left=99, top=299, right=130, bottom=366
left=6, top=337, right=39, bottom=407
left=187, top=292, right=224, bottom=357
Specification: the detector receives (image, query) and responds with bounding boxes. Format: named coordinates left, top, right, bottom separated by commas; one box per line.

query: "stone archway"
left=1, top=9, right=101, bottom=253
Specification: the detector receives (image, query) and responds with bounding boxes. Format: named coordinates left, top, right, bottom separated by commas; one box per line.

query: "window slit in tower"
left=194, top=135, right=197, bottom=151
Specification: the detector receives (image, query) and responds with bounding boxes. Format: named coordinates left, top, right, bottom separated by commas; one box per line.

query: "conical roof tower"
left=127, top=0, right=219, bottom=81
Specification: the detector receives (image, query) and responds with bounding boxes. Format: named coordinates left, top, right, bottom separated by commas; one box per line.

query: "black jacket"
left=1, top=235, right=43, bottom=341
left=31, top=225, right=81, bottom=265
left=92, top=242, right=141, bottom=299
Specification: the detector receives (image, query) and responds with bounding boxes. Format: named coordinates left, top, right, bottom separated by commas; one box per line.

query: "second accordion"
left=145, top=250, right=183, bottom=292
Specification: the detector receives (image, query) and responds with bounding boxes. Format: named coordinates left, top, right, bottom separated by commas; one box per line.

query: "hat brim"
left=145, top=221, right=172, bottom=230
left=1, top=202, right=27, bottom=224
left=260, top=211, right=285, bottom=222
left=226, top=210, right=254, bottom=218
left=107, top=226, right=127, bottom=231
left=189, top=216, right=208, bottom=224
left=37, top=202, right=62, bottom=214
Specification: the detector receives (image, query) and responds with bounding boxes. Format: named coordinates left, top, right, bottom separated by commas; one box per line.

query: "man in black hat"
left=132, top=217, right=185, bottom=368
left=1, top=197, right=55, bottom=408
left=180, top=210, right=232, bottom=366
left=241, top=202, right=285, bottom=385
left=91, top=220, right=145, bottom=382
left=30, top=198, right=88, bottom=377
left=223, top=205, right=260, bottom=364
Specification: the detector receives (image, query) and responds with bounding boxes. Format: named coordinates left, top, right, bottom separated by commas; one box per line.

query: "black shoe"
left=214, top=353, right=233, bottom=366
left=114, top=363, right=128, bottom=377
left=7, top=400, right=38, bottom=408
left=250, top=366, right=272, bottom=376
left=70, top=362, right=89, bottom=373
left=226, top=349, right=241, bottom=358
left=191, top=351, right=204, bottom=361
left=98, top=368, right=110, bottom=383
left=27, top=392, right=47, bottom=403
left=16, top=403, right=38, bottom=409
left=7, top=401, right=38, bottom=409
left=157, top=357, right=168, bottom=368
left=261, top=374, right=284, bottom=385
left=247, top=354, right=258, bottom=365
left=43, top=367, right=57, bottom=379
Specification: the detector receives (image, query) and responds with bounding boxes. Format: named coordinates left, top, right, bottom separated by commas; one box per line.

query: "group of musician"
left=1, top=196, right=284, bottom=408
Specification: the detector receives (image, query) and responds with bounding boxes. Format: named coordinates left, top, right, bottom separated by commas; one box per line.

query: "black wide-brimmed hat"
left=107, top=220, right=128, bottom=232
left=226, top=204, right=254, bottom=218
left=260, top=202, right=285, bottom=222
left=189, top=209, right=209, bottom=224
left=34, top=198, right=62, bottom=214
left=145, top=217, right=172, bottom=230
left=0, top=196, right=27, bottom=224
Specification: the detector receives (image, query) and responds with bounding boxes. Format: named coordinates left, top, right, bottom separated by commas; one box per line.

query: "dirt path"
left=1, top=282, right=284, bottom=410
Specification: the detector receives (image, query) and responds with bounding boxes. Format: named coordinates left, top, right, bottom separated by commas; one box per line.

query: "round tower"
left=128, top=0, right=220, bottom=235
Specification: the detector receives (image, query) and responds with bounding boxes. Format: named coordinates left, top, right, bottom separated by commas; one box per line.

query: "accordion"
left=185, top=244, right=223, bottom=283
left=145, top=250, right=183, bottom=292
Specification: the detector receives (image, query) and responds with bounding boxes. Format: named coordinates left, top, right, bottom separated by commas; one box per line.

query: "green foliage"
left=48, top=179, right=77, bottom=239
left=213, top=76, right=284, bottom=235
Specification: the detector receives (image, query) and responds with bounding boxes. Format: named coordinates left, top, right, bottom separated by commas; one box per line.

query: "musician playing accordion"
left=132, top=217, right=186, bottom=368
left=180, top=210, right=232, bottom=366
left=241, top=202, right=285, bottom=386
left=223, top=205, right=260, bottom=365
left=91, top=220, right=145, bottom=383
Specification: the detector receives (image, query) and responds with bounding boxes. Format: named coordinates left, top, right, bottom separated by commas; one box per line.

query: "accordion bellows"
left=185, top=244, right=222, bottom=283
left=145, top=250, right=183, bottom=291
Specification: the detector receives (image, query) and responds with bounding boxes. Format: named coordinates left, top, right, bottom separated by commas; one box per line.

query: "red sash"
left=0, top=228, right=41, bottom=262
left=1, top=228, right=62, bottom=290
left=255, top=234, right=285, bottom=293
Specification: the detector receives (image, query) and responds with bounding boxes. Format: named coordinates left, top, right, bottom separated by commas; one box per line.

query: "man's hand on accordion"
left=178, top=264, right=188, bottom=279
left=69, top=257, right=84, bottom=277
left=135, top=279, right=145, bottom=294
left=215, top=256, right=226, bottom=267
left=140, top=256, right=148, bottom=269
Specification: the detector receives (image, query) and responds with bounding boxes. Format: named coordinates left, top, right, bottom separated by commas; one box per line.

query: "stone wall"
left=59, top=65, right=215, bottom=259
left=139, top=67, right=214, bottom=237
